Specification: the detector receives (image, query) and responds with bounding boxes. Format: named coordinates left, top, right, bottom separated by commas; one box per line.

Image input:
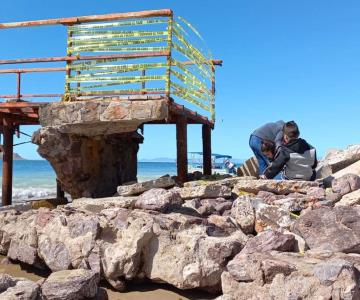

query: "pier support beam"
left=2, top=118, right=14, bottom=206
left=202, top=124, right=212, bottom=176
left=176, top=116, right=188, bottom=183
left=56, top=179, right=65, bottom=199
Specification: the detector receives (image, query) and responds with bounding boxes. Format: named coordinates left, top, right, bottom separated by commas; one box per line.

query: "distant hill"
left=0, top=152, right=25, bottom=160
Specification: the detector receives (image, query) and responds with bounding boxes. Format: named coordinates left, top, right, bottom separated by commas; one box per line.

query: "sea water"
left=0, top=160, right=177, bottom=202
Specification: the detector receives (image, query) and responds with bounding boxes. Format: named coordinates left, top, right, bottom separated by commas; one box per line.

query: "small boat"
left=188, top=152, right=237, bottom=175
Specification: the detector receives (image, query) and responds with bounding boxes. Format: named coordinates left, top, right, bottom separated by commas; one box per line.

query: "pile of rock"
left=0, top=270, right=100, bottom=300
left=1, top=145, right=360, bottom=299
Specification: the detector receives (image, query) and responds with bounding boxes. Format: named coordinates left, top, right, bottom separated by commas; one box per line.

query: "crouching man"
left=261, top=121, right=317, bottom=181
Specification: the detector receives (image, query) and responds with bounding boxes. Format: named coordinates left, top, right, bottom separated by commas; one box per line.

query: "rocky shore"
left=1, top=145, right=360, bottom=299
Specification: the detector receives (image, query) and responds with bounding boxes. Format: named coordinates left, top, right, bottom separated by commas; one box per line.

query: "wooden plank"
left=202, top=124, right=212, bottom=176
left=176, top=115, right=188, bottom=183
left=0, top=9, right=173, bottom=29
left=2, top=118, right=13, bottom=206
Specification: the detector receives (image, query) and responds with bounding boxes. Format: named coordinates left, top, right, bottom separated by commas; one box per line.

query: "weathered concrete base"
left=38, top=98, right=168, bottom=136
left=33, top=128, right=143, bottom=198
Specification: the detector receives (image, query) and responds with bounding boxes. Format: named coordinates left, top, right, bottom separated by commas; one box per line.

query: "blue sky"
left=1, top=0, right=359, bottom=160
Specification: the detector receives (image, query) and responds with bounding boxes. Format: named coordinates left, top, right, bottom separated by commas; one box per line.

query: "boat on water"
left=188, top=152, right=237, bottom=175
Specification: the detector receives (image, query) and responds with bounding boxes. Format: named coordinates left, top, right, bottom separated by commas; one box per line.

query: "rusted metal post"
left=16, top=72, right=21, bottom=100
left=202, top=124, right=212, bottom=176
left=65, top=28, right=73, bottom=98
left=56, top=179, right=65, bottom=199
left=141, top=69, right=146, bottom=94
left=76, top=71, right=81, bottom=95
left=165, top=15, right=173, bottom=99
left=2, top=118, right=14, bottom=206
left=211, top=65, right=216, bottom=121
left=176, top=115, right=188, bottom=183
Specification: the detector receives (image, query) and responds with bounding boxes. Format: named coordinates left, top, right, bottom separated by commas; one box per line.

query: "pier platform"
left=0, top=9, right=221, bottom=203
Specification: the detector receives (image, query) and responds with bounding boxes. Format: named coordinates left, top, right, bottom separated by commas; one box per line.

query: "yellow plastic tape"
left=70, top=37, right=168, bottom=47
left=69, top=19, right=168, bottom=31
left=67, top=88, right=165, bottom=95
left=172, top=43, right=212, bottom=80
left=67, top=74, right=167, bottom=84
left=70, top=30, right=168, bottom=40
left=170, top=69, right=211, bottom=99
left=70, top=62, right=167, bottom=72
left=70, top=45, right=168, bottom=53
left=170, top=79, right=210, bottom=103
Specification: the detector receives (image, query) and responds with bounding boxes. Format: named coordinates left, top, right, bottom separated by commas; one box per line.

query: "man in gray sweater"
left=249, top=120, right=285, bottom=176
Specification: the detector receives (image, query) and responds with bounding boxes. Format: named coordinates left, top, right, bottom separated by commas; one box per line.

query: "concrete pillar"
left=2, top=118, right=13, bottom=206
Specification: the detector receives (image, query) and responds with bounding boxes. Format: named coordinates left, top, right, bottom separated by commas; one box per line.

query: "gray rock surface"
left=252, top=199, right=293, bottom=233
left=240, top=230, right=296, bottom=254
left=38, top=99, right=169, bottom=136
left=335, top=189, right=360, bottom=206
left=117, top=175, right=175, bottom=196
left=222, top=251, right=360, bottom=300
left=233, top=179, right=319, bottom=195
left=33, top=128, right=142, bottom=199
left=230, top=197, right=255, bottom=234
left=331, top=173, right=360, bottom=196
left=292, top=206, right=360, bottom=253
left=177, top=184, right=232, bottom=200
left=134, top=188, right=183, bottom=212
left=0, top=273, right=39, bottom=300
left=316, top=144, right=360, bottom=179
left=40, top=269, right=99, bottom=300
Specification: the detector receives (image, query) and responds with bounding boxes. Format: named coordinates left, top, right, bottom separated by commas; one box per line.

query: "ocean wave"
left=0, top=187, right=57, bottom=202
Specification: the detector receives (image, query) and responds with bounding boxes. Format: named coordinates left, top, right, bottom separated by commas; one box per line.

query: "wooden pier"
left=0, top=9, right=222, bottom=204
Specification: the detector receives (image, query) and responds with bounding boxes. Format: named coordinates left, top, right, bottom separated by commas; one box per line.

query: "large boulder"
left=292, top=206, right=360, bottom=253
left=176, top=183, right=232, bottom=200
left=70, top=196, right=138, bottom=211
left=7, top=211, right=39, bottom=266
left=37, top=210, right=100, bottom=271
left=222, top=251, right=360, bottom=300
left=332, top=174, right=360, bottom=196
left=0, top=273, right=39, bottom=300
left=252, top=199, right=293, bottom=233
left=134, top=188, right=183, bottom=212
left=233, top=179, right=319, bottom=195
left=141, top=212, right=248, bottom=292
left=117, top=175, right=175, bottom=196
left=331, top=160, right=360, bottom=180
left=335, top=189, right=360, bottom=206
left=0, top=210, right=19, bottom=255
left=100, top=209, right=155, bottom=290
left=196, top=198, right=229, bottom=216
left=240, top=230, right=296, bottom=254
left=230, top=196, right=255, bottom=234
left=98, top=208, right=247, bottom=292
left=40, top=269, right=99, bottom=300
left=316, top=145, right=360, bottom=179
left=207, top=215, right=239, bottom=235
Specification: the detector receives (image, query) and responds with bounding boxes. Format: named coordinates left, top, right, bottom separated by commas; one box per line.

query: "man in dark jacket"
left=249, top=120, right=285, bottom=175
left=261, top=121, right=317, bottom=181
